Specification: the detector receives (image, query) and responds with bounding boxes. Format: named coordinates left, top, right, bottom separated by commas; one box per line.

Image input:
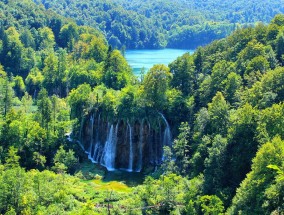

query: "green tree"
left=228, top=136, right=284, bottom=214
left=173, top=122, right=191, bottom=175
left=204, top=135, right=228, bottom=196
left=38, top=27, right=55, bottom=51
left=1, top=27, right=23, bottom=75
left=103, top=50, right=132, bottom=90
left=0, top=75, right=13, bottom=117
left=169, top=53, right=196, bottom=96
left=25, top=67, right=44, bottom=97
left=68, top=83, right=92, bottom=121
left=226, top=103, right=259, bottom=195
left=53, top=146, right=78, bottom=174
left=223, top=72, right=242, bottom=105
left=198, top=195, right=224, bottom=215
left=194, top=48, right=203, bottom=73
left=275, top=33, right=284, bottom=65
left=207, top=92, right=229, bottom=135
left=161, top=146, right=176, bottom=174
left=88, top=36, right=108, bottom=63
left=42, top=52, right=59, bottom=95
left=20, top=29, right=36, bottom=49
left=59, top=23, right=79, bottom=51
left=5, top=147, right=20, bottom=169
left=0, top=167, right=27, bottom=214
left=142, top=64, right=172, bottom=110
left=12, top=76, right=25, bottom=98
left=56, top=48, right=68, bottom=97
left=37, top=89, right=51, bottom=130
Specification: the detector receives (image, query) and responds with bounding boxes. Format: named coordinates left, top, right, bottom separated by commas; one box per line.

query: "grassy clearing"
left=91, top=179, right=132, bottom=193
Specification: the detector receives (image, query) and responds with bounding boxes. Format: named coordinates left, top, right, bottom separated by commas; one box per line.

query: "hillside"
left=33, top=0, right=284, bottom=49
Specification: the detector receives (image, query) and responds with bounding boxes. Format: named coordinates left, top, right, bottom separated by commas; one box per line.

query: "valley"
left=0, top=0, right=283, bottom=214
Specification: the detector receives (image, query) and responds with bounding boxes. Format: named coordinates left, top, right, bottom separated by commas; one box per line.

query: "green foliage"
left=207, top=92, right=229, bottom=135
left=37, top=89, right=51, bottom=129
left=142, top=64, right=172, bottom=110
left=33, top=0, right=284, bottom=49
left=228, top=136, right=284, bottom=214
left=68, top=84, right=92, bottom=120
left=4, top=147, right=20, bottom=169
left=161, top=146, right=176, bottom=174
left=0, top=167, right=104, bottom=214
left=138, top=174, right=188, bottom=214
left=53, top=146, right=78, bottom=174
left=169, top=53, right=196, bottom=96
left=204, top=135, right=228, bottom=194
left=1, top=0, right=284, bottom=213
left=0, top=74, right=13, bottom=117
left=198, top=195, right=224, bottom=215
left=103, top=50, right=132, bottom=90
left=173, top=122, right=191, bottom=175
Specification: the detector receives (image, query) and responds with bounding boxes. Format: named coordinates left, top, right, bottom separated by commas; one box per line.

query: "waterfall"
left=102, top=123, right=117, bottom=171
left=160, top=113, right=172, bottom=147
left=159, top=113, right=172, bottom=162
left=78, top=113, right=173, bottom=172
left=127, top=122, right=134, bottom=172
left=114, top=122, right=119, bottom=165
left=137, top=120, right=144, bottom=172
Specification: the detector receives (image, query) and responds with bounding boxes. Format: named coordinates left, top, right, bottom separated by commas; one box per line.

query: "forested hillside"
left=0, top=0, right=284, bottom=214
left=0, top=1, right=135, bottom=213
left=33, top=0, right=284, bottom=49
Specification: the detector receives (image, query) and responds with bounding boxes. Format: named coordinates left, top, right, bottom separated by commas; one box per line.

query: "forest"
left=32, top=0, right=284, bottom=49
left=0, top=0, right=284, bottom=214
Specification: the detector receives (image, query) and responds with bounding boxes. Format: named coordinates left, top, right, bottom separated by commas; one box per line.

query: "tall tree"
left=37, top=89, right=51, bottom=131
left=142, top=64, right=172, bottom=110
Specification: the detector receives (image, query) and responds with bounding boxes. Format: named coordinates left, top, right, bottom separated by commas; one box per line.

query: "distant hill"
left=33, top=0, right=284, bottom=49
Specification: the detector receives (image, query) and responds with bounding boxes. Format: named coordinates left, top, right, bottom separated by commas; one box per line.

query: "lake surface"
left=125, top=48, right=194, bottom=75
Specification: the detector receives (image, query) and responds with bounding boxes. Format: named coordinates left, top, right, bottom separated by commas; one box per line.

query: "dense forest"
left=33, top=0, right=284, bottom=49
left=0, top=0, right=284, bottom=214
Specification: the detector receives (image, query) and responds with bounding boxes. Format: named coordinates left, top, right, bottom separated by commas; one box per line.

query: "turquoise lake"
left=125, top=49, right=194, bottom=75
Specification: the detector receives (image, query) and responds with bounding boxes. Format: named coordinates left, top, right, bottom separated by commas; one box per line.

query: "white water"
left=159, top=113, right=172, bottom=161
left=160, top=113, right=172, bottom=147
left=102, top=124, right=117, bottom=171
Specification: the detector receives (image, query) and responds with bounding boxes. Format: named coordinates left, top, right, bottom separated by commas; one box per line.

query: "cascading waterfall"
left=160, top=113, right=172, bottom=147
left=127, top=122, right=134, bottom=172
left=102, top=124, right=117, bottom=171
left=79, top=112, right=173, bottom=172
left=99, top=123, right=109, bottom=164
left=159, top=113, right=172, bottom=162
